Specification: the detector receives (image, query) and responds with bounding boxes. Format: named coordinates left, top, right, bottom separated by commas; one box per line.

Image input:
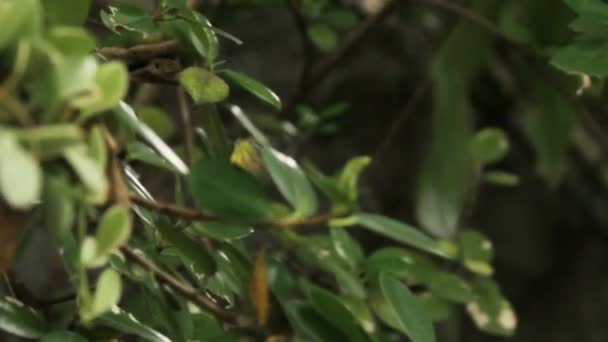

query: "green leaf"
left=471, top=128, right=509, bottom=165
left=19, top=124, right=84, bottom=159
left=47, top=27, right=95, bottom=56
left=331, top=213, right=449, bottom=258
left=330, top=228, right=364, bottom=271
left=0, top=297, right=47, bottom=338
left=0, top=144, right=42, bottom=209
left=41, top=331, right=88, bottom=342
left=189, top=312, right=236, bottom=342
left=100, top=4, right=155, bottom=38
left=523, top=78, right=577, bottom=186
left=115, top=102, right=189, bottom=175
left=136, top=107, right=175, bottom=140
left=261, top=146, right=318, bottom=218
left=58, top=56, right=98, bottom=100
left=95, top=206, right=132, bottom=259
left=552, top=37, right=608, bottom=77
left=86, top=269, right=122, bottom=321
left=307, top=285, right=369, bottom=342
left=189, top=158, right=279, bottom=221
left=422, top=271, right=474, bottom=303
left=307, top=24, right=338, bottom=51
left=63, top=145, right=108, bottom=204
left=483, top=171, right=520, bottom=187
left=379, top=273, right=435, bottom=342
left=222, top=69, right=282, bottom=109
left=286, top=300, right=349, bottom=341
left=0, top=0, right=41, bottom=48
left=98, top=310, right=171, bottom=342
left=191, top=222, right=254, bottom=241
left=179, top=67, right=229, bottom=104
left=337, top=156, right=371, bottom=204
left=79, top=62, right=129, bottom=119
left=324, top=9, right=358, bottom=30
left=466, top=278, right=517, bottom=336
left=43, top=176, right=75, bottom=241
left=458, top=230, right=494, bottom=276
left=156, top=220, right=216, bottom=277
left=42, top=0, right=91, bottom=26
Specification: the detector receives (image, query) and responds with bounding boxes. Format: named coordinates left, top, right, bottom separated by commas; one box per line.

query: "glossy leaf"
left=179, top=67, right=229, bottom=104
left=261, top=146, right=318, bottom=218
left=156, top=220, right=216, bottom=276
left=0, top=297, right=47, bottom=338
left=115, top=102, right=189, bottom=175
left=307, top=284, right=370, bottom=342
left=189, top=158, right=279, bottom=221
left=379, top=273, right=435, bottom=342
left=330, top=228, right=364, bottom=271
left=331, top=213, right=449, bottom=258
left=98, top=310, right=171, bottom=342
left=222, top=69, right=282, bottom=109
left=458, top=230, right=494, bottom=276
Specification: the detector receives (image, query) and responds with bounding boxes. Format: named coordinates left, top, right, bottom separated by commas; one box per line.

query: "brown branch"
left=97, top=40, right=179, bottom=67
left=120, top=246, right=264, bottom=337
left=177, top=88, right=195, bottom=165
left=129, top=194, right=342, bottom=228
left=130, top=195, right=219, bottom=221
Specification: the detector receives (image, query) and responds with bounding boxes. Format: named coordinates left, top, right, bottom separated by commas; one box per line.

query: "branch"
left=129, top=194, right=342, bottom=228
left=280, top=1, right=396, bottom=117
left=120, top=246, right=265, bottom=337
left=412, top=0, right=539, bottom=57
left=177, top=88, right=195, bottom=165
left=97, top=40, right=179, bottom=68
left=288, top=0, right=315, bottom=90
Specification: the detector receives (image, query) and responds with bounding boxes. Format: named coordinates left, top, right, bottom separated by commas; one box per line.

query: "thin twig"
left=280, top=1, right=396, bottom=117
left=411, top=0, right=539, bottom=57
left=177, top=87, right=195, bottom=165
left=373, top=80, right=431, bottom=158
left=2, top=272, right=15, bottom=297
left=97, top=40, right=179, bottom=67
left=129, top=194, right=342, bottom=228
left=288, top=0, right=315, bottom=91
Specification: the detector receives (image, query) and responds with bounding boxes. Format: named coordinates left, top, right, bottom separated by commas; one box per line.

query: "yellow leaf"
left=249, top=249, right=269, bottom=326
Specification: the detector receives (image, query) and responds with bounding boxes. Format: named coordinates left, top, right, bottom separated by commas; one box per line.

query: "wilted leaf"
left=249, top=250, right=269, bottom=326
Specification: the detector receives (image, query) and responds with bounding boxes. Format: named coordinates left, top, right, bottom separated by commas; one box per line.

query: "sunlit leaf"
left=95, top=206, right=132, bottom=259
left=98, top=310, right=171, bottom=342
left=0, top=144, right=42, bottom=209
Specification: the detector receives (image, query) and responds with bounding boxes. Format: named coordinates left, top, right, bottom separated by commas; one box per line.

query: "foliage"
left=0, top=0, right=600, bottom=340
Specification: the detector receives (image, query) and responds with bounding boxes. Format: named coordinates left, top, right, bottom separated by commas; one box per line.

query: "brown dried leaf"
left=249, top=249, right=269, bottom=326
